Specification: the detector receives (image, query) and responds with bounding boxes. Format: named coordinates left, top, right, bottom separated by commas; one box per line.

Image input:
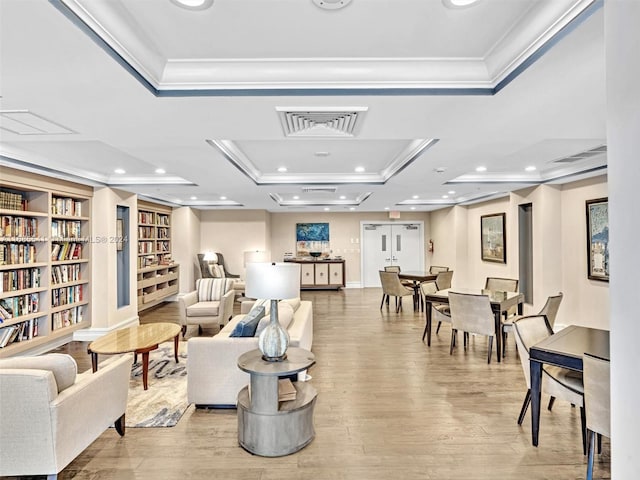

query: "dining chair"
left=502, top=292, right=564, bottom=357
left=485, top=277, right=519, bottom=292
left=435, top=270, right=453, bottom=290
left=379, top=270, right=414, bottom=313
left=448, top=292, right=496, bottom=364
left=512, top=315, right=586, bottom=453
left=583, top=352, right=610, bottom=480
left=421, top=281, right=453, bottom=335
left=429, top=265, right=449, bottom=274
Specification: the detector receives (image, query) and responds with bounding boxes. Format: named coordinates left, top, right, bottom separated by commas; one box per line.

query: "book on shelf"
left=0, top=189, right=26, bottom=211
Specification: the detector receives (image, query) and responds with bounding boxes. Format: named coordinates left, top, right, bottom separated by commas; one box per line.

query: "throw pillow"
left=281, top=297, right=301, bottom=312
left=255, top=302, right=295, bottom=336
left=0, top=353, right=77, bottom=393
left=229, top=306, right=266, bottom=337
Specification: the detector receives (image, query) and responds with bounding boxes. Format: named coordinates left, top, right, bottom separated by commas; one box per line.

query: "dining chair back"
left=379, top=270, right=414, bottom=313
left=384, top=265, right=401, bottom=273
left=485, top=277, right=519, bottom=292
left=435, top=270, right=453, bottom=290
left=512, top=315, right=585, bottom=451
left=583, top=353, right=610, bottom=480
left=538, top=292, right=563, bottom=331
left=448, top=292, right=495, bottom=363
left=429, top=265, right=449, bottom=274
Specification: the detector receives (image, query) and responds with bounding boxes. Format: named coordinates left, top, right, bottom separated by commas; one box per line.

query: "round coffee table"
left=87, top=322, right=181, bottom=390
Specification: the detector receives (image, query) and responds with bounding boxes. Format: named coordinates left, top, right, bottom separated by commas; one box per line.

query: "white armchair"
left=0, top=353, right=133, bottom=479
left=179, top=278, right=236, bottom=336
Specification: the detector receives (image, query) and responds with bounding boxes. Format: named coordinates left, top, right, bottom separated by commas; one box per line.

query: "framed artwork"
left=296, top=223, right=330, bottom=257
left=586, top=197, right=609, bottom=282
left=481, top=213, right=506, bottom=263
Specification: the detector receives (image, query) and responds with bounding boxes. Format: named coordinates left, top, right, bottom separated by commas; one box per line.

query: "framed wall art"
left=586, top=197, right=609, bottom=282
left=481, top=213, right=506, bottom=263
left=296, top=222, right=330, bottom=257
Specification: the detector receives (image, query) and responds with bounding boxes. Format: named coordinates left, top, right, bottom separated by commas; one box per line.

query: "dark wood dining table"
left=398, top=271, right=437, bottom=311
left=422, top=287, right=524, bottom=362
left=529, top=325, right=610, bottom=446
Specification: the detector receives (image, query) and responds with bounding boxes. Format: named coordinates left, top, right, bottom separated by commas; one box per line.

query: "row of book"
left=0, top=190, right=26, bottom=211
left=1, top=215, right=39, bottom=237
left=138, top=255, right=158, bottom=268
left=51, top=197, right=82, bottom=217
left=138, top=211, right=156, bottom=224
left=138, top=226, right=154, bottom=239
left=51, top=285, right=83, bottom=308
left=52, top=305, right=84, bottom=330
left=157, top=214, right=170, bottom=226
left=138, top=241, right=154, bottom=254
left=0, top=243, right=38, bottom=266
left=0, top=293, right=40, bottom=320
left=51, top=242, right=82, bottom=261
left=0, top=267, right=41, bottom=293
left=157, top=227, right=170, bottom=239
left=51, top=264, right=81, bottom=285
left=0, top=318, right=39, bottom=348
left=156, top=241, right=170, bottom=253
left=51, top=220, right=82, bottom=239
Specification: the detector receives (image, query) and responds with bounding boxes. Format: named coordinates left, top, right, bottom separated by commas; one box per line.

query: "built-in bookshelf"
left=136, top=201, right=179, bottom=312
left=0, top=167, right=91, bottom=357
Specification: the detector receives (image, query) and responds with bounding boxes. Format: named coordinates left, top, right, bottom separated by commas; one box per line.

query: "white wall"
left=172, top=206, right=200, bottom=293
left=606, top=1, right=640, bottom=475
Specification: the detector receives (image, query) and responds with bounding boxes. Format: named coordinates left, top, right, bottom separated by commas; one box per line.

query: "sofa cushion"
left=255, top=302, right=295, bottom=336
left=0, top=353, right=77, bottom=393
left=282, top=297, right=301, bottom=313
left=187, top=301, right=220, bottom=317
left=230, top=306, right=266, bottom=337
left=196, top=278, right=234, bottom=301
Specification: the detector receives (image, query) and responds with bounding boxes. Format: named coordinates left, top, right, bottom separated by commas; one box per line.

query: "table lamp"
left=245, top=262, right=300, bottom=362
left=243, top=250, right=270, bottom=267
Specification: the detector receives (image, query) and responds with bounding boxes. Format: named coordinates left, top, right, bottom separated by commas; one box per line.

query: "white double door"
left=361, top=222, right=424, bottom=287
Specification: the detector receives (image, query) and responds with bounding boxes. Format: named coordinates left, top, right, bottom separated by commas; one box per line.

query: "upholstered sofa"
left=178, top=278, right=236, bottom=336
left=187, top=298, right=313, bottom=407
left=0, top=353, right=132, bottom=479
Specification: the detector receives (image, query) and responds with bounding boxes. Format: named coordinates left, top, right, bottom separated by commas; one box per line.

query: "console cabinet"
left=285, top=259, right=345, bottom=290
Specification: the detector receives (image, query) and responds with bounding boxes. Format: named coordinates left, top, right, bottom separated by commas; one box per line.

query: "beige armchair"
left=179, top=278, right=236, bottom=336
left=0, top=353, right=132, bottom=479
left=379, top=270, right=414, bottom=313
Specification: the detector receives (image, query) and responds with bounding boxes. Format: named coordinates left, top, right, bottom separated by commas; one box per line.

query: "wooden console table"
left=237, top=348, right=317, bottom=457
left=284, top=258, right=345, bottom=290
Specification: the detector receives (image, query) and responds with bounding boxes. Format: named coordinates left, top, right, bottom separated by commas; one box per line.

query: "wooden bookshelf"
left=0, top=166, right=92, bottom=357
left=136, top=201, right=179, bottom=312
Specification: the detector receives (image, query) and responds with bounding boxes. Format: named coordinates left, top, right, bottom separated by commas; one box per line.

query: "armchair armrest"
left=220, top=289, right=235, bottom=325
left=178, top=291, right=198, bottom=323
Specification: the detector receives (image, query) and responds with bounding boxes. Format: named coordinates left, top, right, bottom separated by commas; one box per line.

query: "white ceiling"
left=0, top=0, right=606, bottom=212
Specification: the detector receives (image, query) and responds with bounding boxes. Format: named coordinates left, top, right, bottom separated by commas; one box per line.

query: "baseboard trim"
left=73, top=315, right=140, bottom=342
left=345, top=282, right=362, bottom=289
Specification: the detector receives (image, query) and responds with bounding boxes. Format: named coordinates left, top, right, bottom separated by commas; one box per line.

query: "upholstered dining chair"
left=379, top=270, right=414, bottom=313
left=420, top=281, right=454, bottom=335
left=583, top=352, right=610, bottom=480
left=448, top=292, right=496, bottom=363
left=435, top=270, right=453, bottom=290
left=501, top=292, right=564, bottom=357
left=429, top=265, right=450, bottom=274
left=512, top=315, right=586, bottom=452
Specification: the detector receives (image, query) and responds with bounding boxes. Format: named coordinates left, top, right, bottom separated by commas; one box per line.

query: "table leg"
left=173, top=333, right=179, bottom=363
left=422, top=300, right=433, bottom=345
left=89, top=350, right=98, bottom=373
left=142, top=351, right=150, bottom=390
left=494, top=311, right=502, bottom=363
left=530, top=359, right=542, bottom=446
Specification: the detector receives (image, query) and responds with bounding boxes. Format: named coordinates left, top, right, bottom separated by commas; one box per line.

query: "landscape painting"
left=586, top=198, right=609, bottom=281
left=296, top=223, right=330, bottom=257
left=481, top=213, right=506, bottom=263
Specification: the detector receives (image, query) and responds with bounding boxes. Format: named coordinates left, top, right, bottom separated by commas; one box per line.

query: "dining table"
left=422, top=287, right=524, bottom=362
left=529, top=325, right=610, bottom=447
left=398, top=271, right=437, bottom=311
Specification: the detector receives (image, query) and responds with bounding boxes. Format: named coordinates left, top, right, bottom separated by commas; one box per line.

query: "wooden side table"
left=237, top=347, right=317, bottom=457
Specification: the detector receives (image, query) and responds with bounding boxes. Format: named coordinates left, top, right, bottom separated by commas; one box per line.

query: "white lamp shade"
left=243, top=250, right=270, bottom=266
left=245, top=262, right=300, bottom=299
left=203, top=251, right=218, bottom=263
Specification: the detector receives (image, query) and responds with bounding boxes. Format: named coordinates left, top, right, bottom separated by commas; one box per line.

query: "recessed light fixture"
left=442, top=195, right=449, bottom=199
left=355, top=166, right=365, bottom=173
left=170, top=0, right=214, bottom=11
left=114, top=168, right=125, bottom=174
left=339, top=195, right=346, bottom=200
left=525, top=166, right=537, bottom=172
left=410, top=207, right=416, bottom=210
left=190, top=196, right=197, bottom=200
left=293, top=195, right=300, bottom=200
left=277, top=167, right=288, bottom=173
left=220, top=196, right=227, bottom=200
left=476, top=166, right=487, bottom=172
left=324, top=207, right=330, bottom=211
left=384, top=207, right=390, bottom=211
left=155, top=168, right=166, bottom=174
left=448, top=190, right=456, bottom=195
left=312, top=0, right=353, bottom=11
left=349, top=207, right=356, bottom=211
left=442, top=0, right=481, bottom=9
left=412, top=195, right=419, bottom=199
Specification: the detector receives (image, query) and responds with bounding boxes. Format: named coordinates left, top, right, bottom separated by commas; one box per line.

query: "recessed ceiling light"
left=313, top=0, right=352, bottom=11
left=442, top=0, right=481, bottom=9
left=114, top=168, right=125, bottom=174
left=442, top=195, right=449, bottom=199
left=355, top=166, right=365, bottom=173
left=220, top=196, right=227, bottom=200
left=384, top=207, right=390, bottom=211
left=155, top=168, right=166, bottom=174
left=277, top=167, right=287, bottom=173
left=448, top=190, right=456, bottom=195
left=170, top=0, right=214, bottom=11
left=476, top=166, right=487, bottom=172
left=324, top=207, right=330, bottom=211
left=412, top=195, right=419, bottom=199
left=190, top=196, right=197, bottom=200
left=339, top=195, right=346, bottom=200
left=410, top=207, right=416, bottom=210
left=293, top=195, right=300, bottom=200
left=314, top=151, right=330, bottom=157
left=525, top=166, right=537, bottom=172
left=349, top=207, right=355, bottom=211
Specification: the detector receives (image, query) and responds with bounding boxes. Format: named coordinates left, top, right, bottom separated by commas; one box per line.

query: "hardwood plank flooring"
left=16, top=288, right=610, bottom=479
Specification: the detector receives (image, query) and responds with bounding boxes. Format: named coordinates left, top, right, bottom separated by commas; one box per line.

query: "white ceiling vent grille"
left=553, top=144, right=607, bottom=164
left=301, top=186, right=338, bottom=193
left=276, top=107, right=367, bottom=137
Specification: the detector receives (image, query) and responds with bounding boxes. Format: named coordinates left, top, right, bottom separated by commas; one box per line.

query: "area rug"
left=121, top=341, right=189, bottom=427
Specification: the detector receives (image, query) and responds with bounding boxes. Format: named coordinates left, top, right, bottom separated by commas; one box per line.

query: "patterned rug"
left=122, top=342, right=189, bottom=427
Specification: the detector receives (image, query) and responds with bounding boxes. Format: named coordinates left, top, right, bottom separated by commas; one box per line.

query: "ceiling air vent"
left=276, top=107, right=367, bottom=137
left=553, top=144, right=607, bottom=164
left=301, top=186, right=338, bottom=193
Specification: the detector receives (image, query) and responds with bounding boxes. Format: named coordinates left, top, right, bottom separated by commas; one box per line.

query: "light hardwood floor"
left=32, top=289, right=610, bottom=479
